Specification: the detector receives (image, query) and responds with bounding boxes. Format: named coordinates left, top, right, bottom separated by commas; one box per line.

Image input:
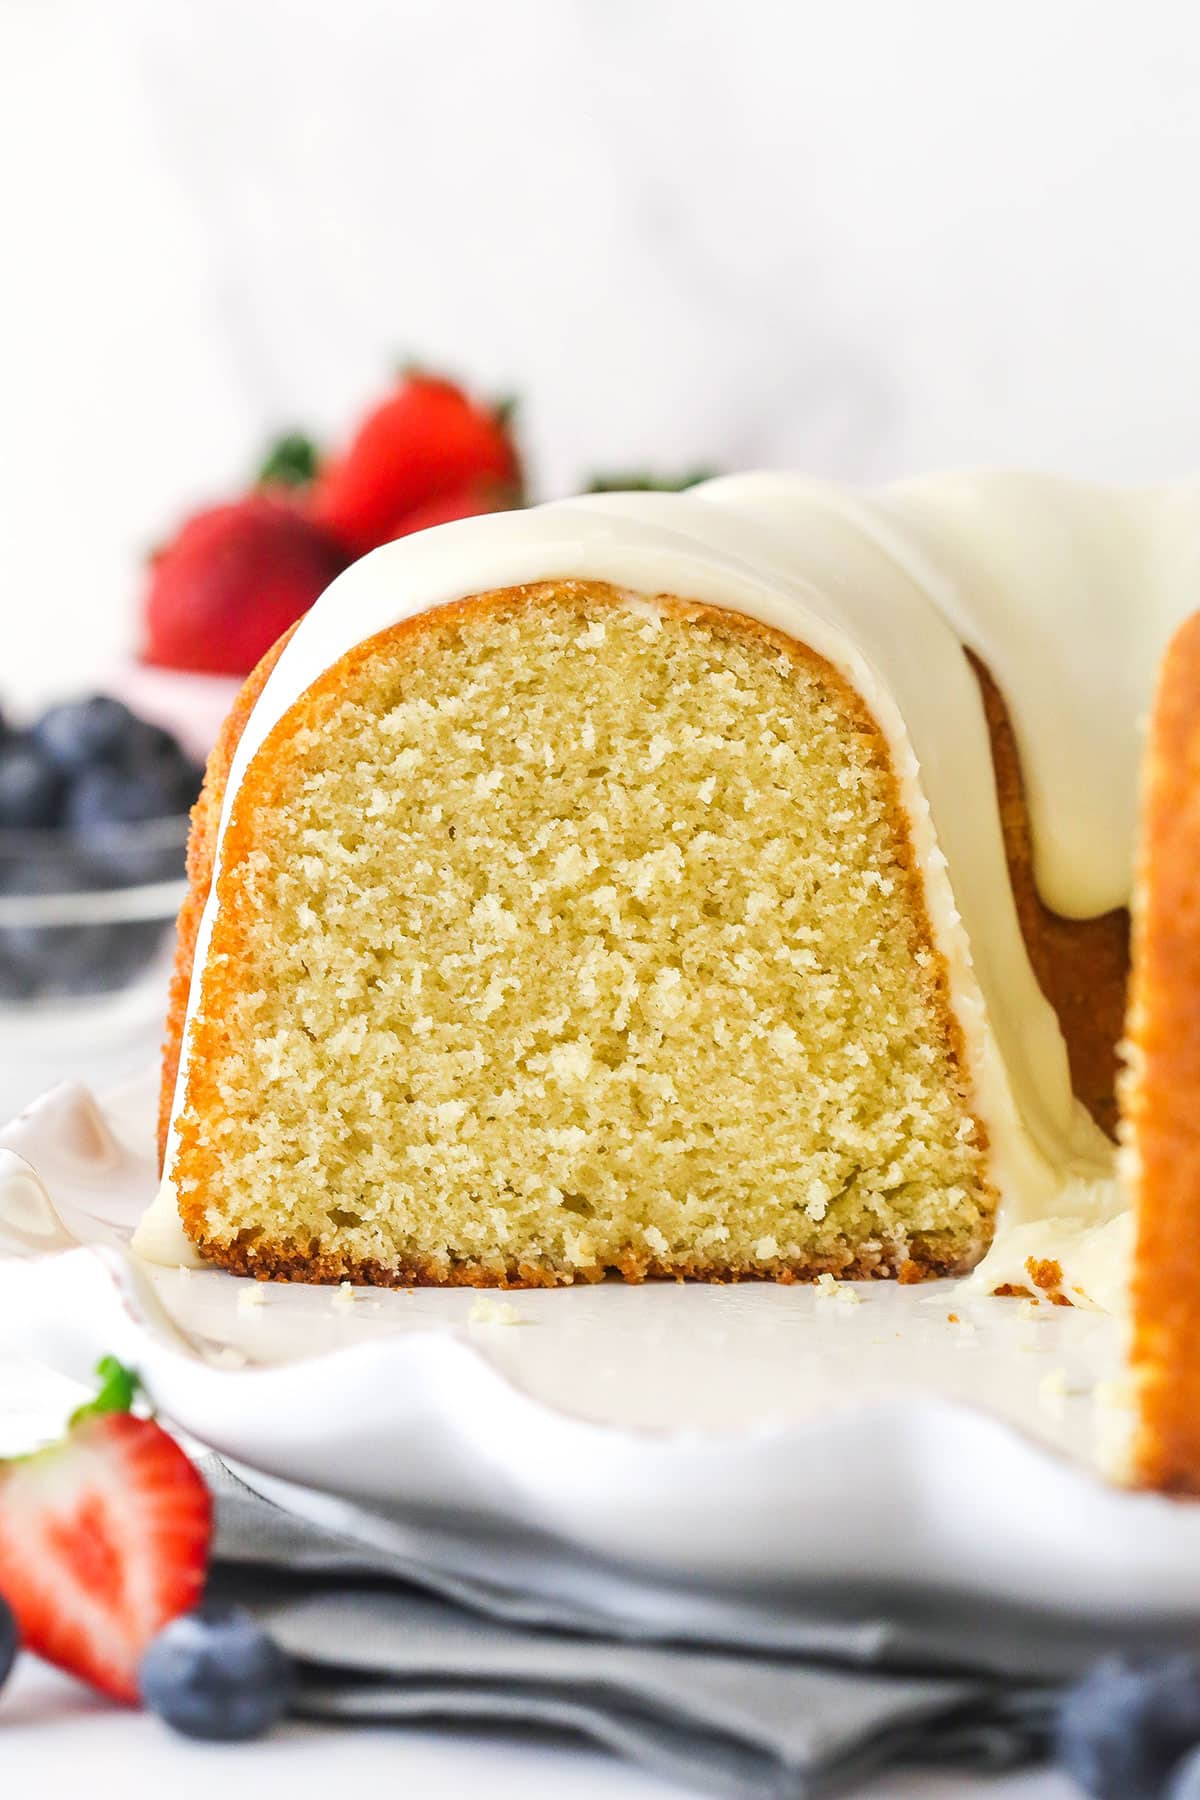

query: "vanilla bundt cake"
left=136, top=473, right=1200, bottom=1483
left=1122, top=610, right=1200, bottom=1491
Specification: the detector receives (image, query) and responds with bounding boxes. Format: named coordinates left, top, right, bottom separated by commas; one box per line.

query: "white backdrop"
left=3, top=0, right=1200, bottom=703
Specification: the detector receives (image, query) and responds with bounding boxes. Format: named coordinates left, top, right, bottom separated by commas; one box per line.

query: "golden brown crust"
left=157, top=624, right=301, bottom=1169
left=186, top=1232, right=979, bottom=1289
left=168, top=579, right=992, bottom=1283
left=1126, top=613, right=1200, bottom=1492
left=969, top=654, right=1129, bottom=1136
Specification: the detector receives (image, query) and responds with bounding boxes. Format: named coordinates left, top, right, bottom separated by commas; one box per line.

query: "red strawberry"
left=141, top=492, right=348, bottom=677
left=311, top=372, right=522, bottom=557
left=384, top=477, right=515, bottom=539
left=0, top=1358, right=211, bottom=1703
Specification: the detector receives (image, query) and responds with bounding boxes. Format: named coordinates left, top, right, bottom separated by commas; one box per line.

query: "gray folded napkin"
left=203, top=1457, right=1074, bottom=1797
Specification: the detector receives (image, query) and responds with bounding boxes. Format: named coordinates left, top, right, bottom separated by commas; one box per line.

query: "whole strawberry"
left=0, top=1357, right=211, bottom=1702
left=312, top=371, right=522, bottom=557
left=390, top=478, right=516, bottom=537
left=142, top=491, right=348, bottom=676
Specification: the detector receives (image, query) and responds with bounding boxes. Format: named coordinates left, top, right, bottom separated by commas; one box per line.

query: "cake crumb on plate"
left=814, top=1273, right=862, bottom=1306
left=468, top=1296, right=523, bottom=1326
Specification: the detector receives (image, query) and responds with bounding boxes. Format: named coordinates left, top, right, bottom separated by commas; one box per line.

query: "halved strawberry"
left=0, top=1358, right=211, bottom=1702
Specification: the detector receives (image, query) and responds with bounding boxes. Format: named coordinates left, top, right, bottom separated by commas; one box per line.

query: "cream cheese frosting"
left=136, top=472, right=1198, bottom=1304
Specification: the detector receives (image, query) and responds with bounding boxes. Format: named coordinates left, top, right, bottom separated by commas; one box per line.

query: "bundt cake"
left=134, top=472, right=1200, bottom=1481
left=1123, top=611, right=1200, bottom=1491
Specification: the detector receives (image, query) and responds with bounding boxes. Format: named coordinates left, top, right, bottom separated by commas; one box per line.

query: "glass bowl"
left=0, top=815, right=190, bottom=1008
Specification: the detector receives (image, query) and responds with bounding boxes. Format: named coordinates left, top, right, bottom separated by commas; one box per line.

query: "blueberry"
left=127, top=718, right=183, bottom=764
left=0, top=1591, right=16, bottom=1691
left=0, top=743, right=63, bottom=829
left=88, top=831, right=188, bottom=889
left=171, top=756, right=206, bottom=810
left=34, top=693, right=196, bottom=783
left=1055, top=1653, right=1200, bottom=1799
left=64, top=761, right=189, bottom=833
left=32, top=695, right=143, bottom=774
left=124, top=721, right=204, bottom=790
left=139, top=1605, right=293, bottom=1741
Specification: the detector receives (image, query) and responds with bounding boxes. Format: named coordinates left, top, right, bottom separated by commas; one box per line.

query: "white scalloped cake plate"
left=6, top=1070, right=1200, bottom=1620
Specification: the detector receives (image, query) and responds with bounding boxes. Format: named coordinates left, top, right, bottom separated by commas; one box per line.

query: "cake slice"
left=160, top=581, right=992, bottom=1286
left=1124, top=612, right=1200, bottom=1491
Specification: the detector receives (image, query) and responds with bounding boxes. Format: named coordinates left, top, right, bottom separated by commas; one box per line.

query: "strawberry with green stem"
left=0, top=1357, right=211, bottom=1702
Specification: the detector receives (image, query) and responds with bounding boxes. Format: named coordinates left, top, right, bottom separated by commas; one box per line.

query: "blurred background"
left=6, top=0, right=1200, bottom=698
left=2, top=0, right=1199, bottom=1108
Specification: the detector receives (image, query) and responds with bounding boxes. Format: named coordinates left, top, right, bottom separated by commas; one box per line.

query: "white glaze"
left=136, top=474, right=1198, bottom=1301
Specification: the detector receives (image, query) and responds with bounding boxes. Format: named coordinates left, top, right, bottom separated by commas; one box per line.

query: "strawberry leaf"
left=584, top=468, right=717, bottom=494
left=69, top=1356, right=139, bottom=1427
left=393, top=358, right=445, bottom=385
left=258, top=433, right=320, bottom=490
left=492, top=394, right=519, bottom=433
